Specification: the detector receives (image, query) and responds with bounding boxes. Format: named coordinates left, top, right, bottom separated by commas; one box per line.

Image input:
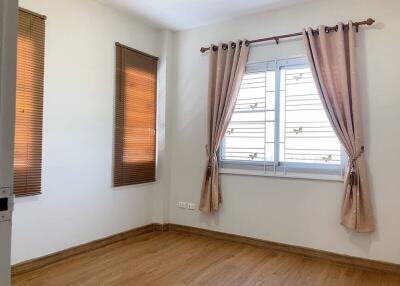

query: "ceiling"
left=97, top=0, right=316, bottom=30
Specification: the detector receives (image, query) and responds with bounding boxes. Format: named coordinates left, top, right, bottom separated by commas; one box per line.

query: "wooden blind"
left=114, top=43, right=158, bottom=187
left=14, top=9, right=46, bottom=196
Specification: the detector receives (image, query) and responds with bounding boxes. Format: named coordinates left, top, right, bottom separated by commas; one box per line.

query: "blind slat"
left=14, top=9, right=45, bottom=196
left=113, top=44, right=157, bottom=187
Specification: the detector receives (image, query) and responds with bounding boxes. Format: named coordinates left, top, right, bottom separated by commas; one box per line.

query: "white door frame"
left=0, top=0, right=18, bottom=285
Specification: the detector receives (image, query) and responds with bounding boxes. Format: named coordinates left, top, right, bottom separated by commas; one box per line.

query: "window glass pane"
left=222, top=69, right=275, bottom=163
left=280, top=65, right=342, bottom=165
left=222, top=58, right=343, bottom=172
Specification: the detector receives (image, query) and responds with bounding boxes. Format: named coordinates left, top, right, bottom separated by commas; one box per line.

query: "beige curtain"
left=199, top=40, right=250, bottom=213
left=303, top=22, right=374, bottom=232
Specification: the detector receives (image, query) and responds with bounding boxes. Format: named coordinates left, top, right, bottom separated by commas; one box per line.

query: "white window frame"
left=220, top=56, right=346, bottom=181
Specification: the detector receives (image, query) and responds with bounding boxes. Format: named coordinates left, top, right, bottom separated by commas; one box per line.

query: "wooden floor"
left=12, top=231, right=400, bottom=286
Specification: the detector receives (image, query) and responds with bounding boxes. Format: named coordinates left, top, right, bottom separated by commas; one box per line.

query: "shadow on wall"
left=199, top=206, right=221, bottom=227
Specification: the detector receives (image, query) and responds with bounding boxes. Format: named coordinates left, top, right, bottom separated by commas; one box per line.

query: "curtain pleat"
left=199, top=41, right=250, bottom=213
left=303, top=23, right=374, bottom=232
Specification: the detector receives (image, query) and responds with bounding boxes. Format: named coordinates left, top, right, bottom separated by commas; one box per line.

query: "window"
left=14, top=8, right=46, bottom=196
left=221, top=57, right=345, bottom=179
left=113, top=43, right=158, bottom=187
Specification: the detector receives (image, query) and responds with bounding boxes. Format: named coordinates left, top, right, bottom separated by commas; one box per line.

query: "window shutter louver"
left=14, top=9, right=46, bottom=196
left=113, top=43, right=158, bottom=187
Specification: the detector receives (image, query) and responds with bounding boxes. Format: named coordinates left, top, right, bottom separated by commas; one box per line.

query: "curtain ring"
left=231, top=42, right=236, bottom=49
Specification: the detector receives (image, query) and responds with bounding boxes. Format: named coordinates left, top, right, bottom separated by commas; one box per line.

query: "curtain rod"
left=200, top=18, right=375, bottom=53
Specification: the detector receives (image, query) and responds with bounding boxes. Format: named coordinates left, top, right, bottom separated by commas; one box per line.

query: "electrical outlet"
left=187, top=203, right=196, bottom=210
left=177, top=201, right=187, bottom=209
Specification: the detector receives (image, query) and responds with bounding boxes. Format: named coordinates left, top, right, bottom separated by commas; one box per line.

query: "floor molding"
left=166, top=223, right=400, bottom=275
left=12, top=222, right=400, bottom=277
left=11, top=224, right=155, bottom=276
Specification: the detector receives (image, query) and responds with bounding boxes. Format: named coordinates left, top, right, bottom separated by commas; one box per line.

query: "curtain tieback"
left=206, top=151, right=218, bottom=175
left=349, top=146, right=365, bottom=186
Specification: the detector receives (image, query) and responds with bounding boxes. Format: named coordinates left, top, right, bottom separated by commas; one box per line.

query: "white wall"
left=169, top=0, right=400, bottom=264
left=12, top=0, right=163, bottom=264
left=12, top=0, right=400, bottom=266
left=153, top=30, right=174, bottom=224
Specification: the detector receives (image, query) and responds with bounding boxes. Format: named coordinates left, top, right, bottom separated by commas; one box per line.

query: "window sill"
left=220, top=168, right=344, bottom=182
left=15, top=191, right=42, bottom=198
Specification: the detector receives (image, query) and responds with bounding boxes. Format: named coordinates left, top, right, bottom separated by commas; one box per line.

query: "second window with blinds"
left=14, top=9, right=46, bottom=196
left=113, top=43, right=158, bottom=187
left=221, top=57, right=345, bottom=179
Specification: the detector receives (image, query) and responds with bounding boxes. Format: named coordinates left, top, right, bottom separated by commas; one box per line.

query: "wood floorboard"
left=12, top=231, right=400, bottom=286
